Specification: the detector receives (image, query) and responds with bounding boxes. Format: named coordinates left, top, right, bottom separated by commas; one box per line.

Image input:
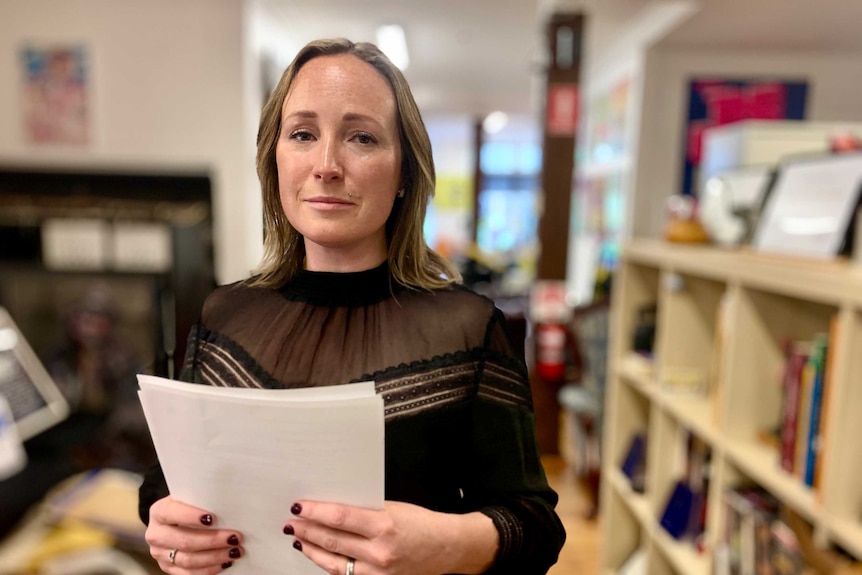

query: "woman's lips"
left=305, top=196, right=354, bottom=210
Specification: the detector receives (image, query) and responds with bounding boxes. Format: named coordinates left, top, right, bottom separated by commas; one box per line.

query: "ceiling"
left=257, top=0, right=548, bottom=119
left=255, top=0, right=862, bottom=122
left=656, top=0, right=862, bottom=52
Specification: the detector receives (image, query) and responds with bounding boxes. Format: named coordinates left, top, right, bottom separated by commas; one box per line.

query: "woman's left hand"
left=283, top=499, right=497, bottom=575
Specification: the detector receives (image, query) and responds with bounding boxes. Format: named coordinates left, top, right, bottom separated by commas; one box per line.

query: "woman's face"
left=276, top=53, right=402, bottom=271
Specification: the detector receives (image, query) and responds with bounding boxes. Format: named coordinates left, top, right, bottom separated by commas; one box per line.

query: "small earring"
left=397, top=188, right=405, bottom=198
left=348, top=192, right=352, bottom=198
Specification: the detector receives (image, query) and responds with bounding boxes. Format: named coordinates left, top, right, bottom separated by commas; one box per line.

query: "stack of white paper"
left=137, top=375, right=385, bottom=575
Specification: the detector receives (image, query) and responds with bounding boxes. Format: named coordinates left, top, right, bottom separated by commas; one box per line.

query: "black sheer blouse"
left=139, top=264, right=565, bottom=574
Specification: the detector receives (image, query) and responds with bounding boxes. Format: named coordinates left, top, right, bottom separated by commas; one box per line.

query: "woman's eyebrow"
left=283, top=110, right=317, bottom=120
left=342, top=112, right=384, bottom=127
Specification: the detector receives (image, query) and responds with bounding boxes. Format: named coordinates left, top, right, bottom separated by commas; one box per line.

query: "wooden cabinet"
left=600, top=240, right=862, bottom=574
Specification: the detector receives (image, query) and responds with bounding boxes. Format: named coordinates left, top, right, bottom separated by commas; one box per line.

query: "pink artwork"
left=681, top=78, right=808, bottom=196
left=21, top=46, right=89, bottom=146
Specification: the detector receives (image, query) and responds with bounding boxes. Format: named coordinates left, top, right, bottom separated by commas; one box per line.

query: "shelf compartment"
left=607, top=376, right=652, bottom=478
left=723, top=437, right=818, bottom=523
left=723, top=287, right=837, bottom=442
left=648, top=411, right=712, bottom=575
left=609, top=467, right=652, bottom=529
left=601, top=486, right=647, bottom=572
left=612, top=262, right=660, bottom=360
left=818, top=309, right=862, bottom=549
left=655, top=272, right=726, bottom=399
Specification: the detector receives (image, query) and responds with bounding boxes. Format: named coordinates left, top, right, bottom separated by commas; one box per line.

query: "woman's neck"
left=303, top=239, right=387, bottom=272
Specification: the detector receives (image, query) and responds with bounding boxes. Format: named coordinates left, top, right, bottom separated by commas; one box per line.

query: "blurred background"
left=2, top=0, right=862, bottom=573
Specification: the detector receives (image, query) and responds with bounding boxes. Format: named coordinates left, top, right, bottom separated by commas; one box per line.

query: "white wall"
left=565, top=0, right=697, bottom=302
left=632, top=48, right=862, bottom=237
left=0, top=0, right=259, bottom=284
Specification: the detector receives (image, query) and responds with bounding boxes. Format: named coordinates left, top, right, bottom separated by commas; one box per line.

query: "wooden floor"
left=543, top=455, right=603, bottom=575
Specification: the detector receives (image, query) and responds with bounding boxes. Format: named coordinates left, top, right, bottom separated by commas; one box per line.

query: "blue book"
left=660, top=481, right=695, bottom=540
left=804, top=335, right=828, bottom=487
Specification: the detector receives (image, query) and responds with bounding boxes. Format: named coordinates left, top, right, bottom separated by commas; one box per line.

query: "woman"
left=139, top=38, right=565, bottom=575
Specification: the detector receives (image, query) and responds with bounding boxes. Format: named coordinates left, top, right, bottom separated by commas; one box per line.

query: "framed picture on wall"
left=19, top=44, right=90, bottom=146
left=681, top=78, right=808, bottom=196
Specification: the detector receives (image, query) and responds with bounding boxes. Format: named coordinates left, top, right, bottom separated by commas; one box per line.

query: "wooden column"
left=538, top=12, right=583, bottom=280
left=471, top=118, right=484, bottom=244
left=532, top=12, right=584, bottom=454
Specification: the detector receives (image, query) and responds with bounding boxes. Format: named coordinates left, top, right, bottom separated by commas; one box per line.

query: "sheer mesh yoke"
left=184, top=264, right=532, bottom=419
left=141, top=263, right=566, bottom=574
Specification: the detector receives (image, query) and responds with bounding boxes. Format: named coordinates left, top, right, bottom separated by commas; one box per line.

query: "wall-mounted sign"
left=546, top=83, right=579, bottom=137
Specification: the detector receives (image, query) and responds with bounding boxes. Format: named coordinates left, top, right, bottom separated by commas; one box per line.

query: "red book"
left=780, top=342, right=809, bottom=473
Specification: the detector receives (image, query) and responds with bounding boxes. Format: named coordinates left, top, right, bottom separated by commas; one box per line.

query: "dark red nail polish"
left=227, top=534, right=239, bottom=546
left=290, top=503, right=302, bottom=515
left=200, top=514, right=213, bottom=526
left=229, top=548, right=241, bottom=559
left=293, top=540, right=303, bottom=551
left=222, top=562, right=233, bottom=569
left=283, top=525, right=294, bottom=535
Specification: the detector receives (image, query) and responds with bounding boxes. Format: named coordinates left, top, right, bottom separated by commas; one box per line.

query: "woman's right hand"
left=145, top=495, right=243, bottom=574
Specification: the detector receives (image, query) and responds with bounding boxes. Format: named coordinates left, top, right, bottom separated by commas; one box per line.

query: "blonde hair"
left=252, top=38, right=460, bottom=290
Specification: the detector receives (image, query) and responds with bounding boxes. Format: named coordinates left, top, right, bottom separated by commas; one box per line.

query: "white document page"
left=137, top=375, right=384, bottom=575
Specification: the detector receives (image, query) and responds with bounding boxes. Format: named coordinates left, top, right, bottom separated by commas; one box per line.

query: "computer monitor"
left=0, top=307, right=68, bottom=441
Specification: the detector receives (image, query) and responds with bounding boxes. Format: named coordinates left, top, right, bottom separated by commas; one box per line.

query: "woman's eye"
left=289, top=130, right=314, bottom=142
left=353, top=132, right=376, bottom=145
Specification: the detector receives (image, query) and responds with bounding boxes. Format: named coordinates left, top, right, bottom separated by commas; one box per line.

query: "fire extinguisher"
left=535, top=323, right=567, bottom=382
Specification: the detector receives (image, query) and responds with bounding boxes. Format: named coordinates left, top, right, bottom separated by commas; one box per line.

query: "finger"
left=154, top=545, right=243, bottom=571
left=151, top=495, right=218, bottom=528
left=146, top=522, right=242, bottom=555
left=293, top=537, right=359, bottom=575
left=289, top=501, right=379, bottom=538
left=288, top=520, right=366, bottom=562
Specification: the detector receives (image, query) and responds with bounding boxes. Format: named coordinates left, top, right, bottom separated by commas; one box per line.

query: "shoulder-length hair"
left=252, top=38, right=460, bottom=290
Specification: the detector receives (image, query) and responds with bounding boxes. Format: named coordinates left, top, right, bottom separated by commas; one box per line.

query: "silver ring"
left=346, top=557, right=355, bottom=575
left=168, top=548, right=178, bottom=564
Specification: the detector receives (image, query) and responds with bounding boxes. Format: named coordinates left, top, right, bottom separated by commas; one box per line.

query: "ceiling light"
left=376, top=24, right=409, bottom=71
left=483, top=111, right=509, bottom=134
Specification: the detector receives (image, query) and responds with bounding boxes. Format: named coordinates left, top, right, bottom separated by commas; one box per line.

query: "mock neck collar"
left=280, top=262, right=399, bottom=306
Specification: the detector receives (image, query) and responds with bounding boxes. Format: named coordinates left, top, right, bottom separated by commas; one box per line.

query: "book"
left=794, top=351, right=816, bottom=481
left=779, top=341, right=809, bottom=474
left=771, top=518, right=806, bottom=575
left=803, top=334, right=829, bottom=486
left=684, top=433, right=711, bottom=541
left=722, top=486, right=780, bottom=575
left=813, top=316, right=839, bottom=491
left=660, top=480, right=695, bottom=540
left=620, top=432, right=647, bottom=493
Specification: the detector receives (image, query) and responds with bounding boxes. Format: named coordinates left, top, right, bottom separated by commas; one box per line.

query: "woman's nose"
left=313, top=137, right=343, bottom=182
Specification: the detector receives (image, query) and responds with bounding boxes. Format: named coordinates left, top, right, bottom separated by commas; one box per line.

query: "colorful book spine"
left=794, top=350, right=815, bottom=481
left=779, top=342, right=809, bottom=474
left=803, top=333, right=829, bottom=487
left=814, top=316, right=839, bottom=492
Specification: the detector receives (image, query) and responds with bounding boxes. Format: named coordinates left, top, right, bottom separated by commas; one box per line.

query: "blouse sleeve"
left=137, top=324, right=202, bottom=524
left=470, top=308, right=567, bottom=574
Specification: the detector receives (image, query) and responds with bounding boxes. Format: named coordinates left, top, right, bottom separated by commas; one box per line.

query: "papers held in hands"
left=137, top=375, right=385, bottom=575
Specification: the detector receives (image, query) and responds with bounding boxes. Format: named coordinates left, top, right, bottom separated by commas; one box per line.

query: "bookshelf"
left=600, top=240, right=862, bottom=574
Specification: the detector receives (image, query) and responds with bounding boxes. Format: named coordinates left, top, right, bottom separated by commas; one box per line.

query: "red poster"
left=546, top=83, right=579, bottom=137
